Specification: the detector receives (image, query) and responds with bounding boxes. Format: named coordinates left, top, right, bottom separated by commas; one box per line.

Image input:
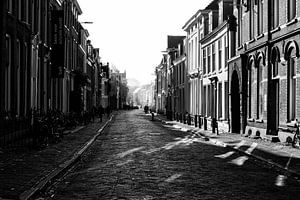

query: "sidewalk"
left=0, top=115, right=112, bottom=200
left=153, top=114, right=300, bottom=179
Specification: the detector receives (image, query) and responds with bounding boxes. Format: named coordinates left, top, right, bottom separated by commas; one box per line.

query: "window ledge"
left=270, top=27, right=281, bottom=34
left=247, top=118, right=255, bottom=122
left=248, top=38, right=256, bottom=44
left=286, top=120, right=298, bottom=127
left=272, top=75, right=280, bottom=80
left=256, top=33, right=264, bottom=40
left=237, top=45, right=243, bottom=51
left=286, top=18, right=298, bottom=26
left=255, top=119, right=264, bottom=123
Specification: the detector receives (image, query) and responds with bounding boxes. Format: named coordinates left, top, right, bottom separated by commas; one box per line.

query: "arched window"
left=250, top=59, right=257, bottom=119
left=285, top=41, right=299, bottom=122
left=248, top=59, right=254, bottom=118
left=257, top=58, right=264, bottom=119
left=271, top=47, right=280, bottom=78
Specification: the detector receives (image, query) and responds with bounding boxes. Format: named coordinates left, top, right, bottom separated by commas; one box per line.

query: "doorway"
left=269, top=79, right=279, bottom=135
left=231, top=71, right=240, bottom=133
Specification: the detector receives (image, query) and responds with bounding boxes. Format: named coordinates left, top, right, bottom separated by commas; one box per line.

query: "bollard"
left=212, top=118, right=219, bottom=134
left=199, top=115, right=202, bottom=128
left=204, top=117, right=207, bottom=130
left=188, top=114, right=191, bottom=125
left=194, top=115, right=198, bottom=127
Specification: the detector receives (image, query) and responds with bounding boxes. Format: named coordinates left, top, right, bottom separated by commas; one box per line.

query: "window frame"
left=212, top=43, right=216, bottom=72
left=203, top=49, right=207, bottom=74
left=218, top=39, right=222, bottom=70
left=287, top=56, right=296, bottom=122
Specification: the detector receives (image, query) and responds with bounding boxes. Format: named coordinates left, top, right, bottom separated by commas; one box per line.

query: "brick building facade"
left=228, top=0, right=300, bottom=142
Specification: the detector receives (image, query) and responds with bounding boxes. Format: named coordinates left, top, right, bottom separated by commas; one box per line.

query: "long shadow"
left=46, top=111, right=300, bottom=200
left=143, top=113, right=300, bottom=179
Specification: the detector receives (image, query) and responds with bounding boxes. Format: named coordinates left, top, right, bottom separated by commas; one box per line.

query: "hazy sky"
left=77, top=0, right=211, bottom=85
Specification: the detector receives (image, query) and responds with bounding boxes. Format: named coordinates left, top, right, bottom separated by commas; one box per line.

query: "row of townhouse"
left=0, top=0, right=112, bottom=146
left=155, top=0, right=300, bottom=143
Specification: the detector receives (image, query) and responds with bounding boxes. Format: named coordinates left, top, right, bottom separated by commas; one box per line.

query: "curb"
left=155, top=115, right=300, bottom=180
left=19, top=115, right=113, bottom=200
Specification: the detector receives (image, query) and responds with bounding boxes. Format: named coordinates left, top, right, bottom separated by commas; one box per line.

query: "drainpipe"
left=266, top=0, right=273, bottom=135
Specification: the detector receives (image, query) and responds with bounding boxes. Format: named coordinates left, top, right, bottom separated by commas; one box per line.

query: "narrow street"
left=43, top=110, right=300, bottom=200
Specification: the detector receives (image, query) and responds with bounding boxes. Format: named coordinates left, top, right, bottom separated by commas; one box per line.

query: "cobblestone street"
left=43, top=110, right=300, bottom=200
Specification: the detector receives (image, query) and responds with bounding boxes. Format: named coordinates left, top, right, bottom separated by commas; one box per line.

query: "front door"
left=231, top=71, right=240, bottom=134
left=269, top=79, right=279, bottom=135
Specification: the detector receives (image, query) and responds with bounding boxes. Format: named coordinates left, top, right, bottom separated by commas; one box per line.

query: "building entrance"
left=231, top=71, right=240, bottom=133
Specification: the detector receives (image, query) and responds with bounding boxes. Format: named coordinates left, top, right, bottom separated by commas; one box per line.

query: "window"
left=225, top=35, right=229, bottom=62
left=258, top=61, right=263, bottom=119
left=218, top=39, right=222, bottom=70
left=225, top=82, right=229, bottom=119
left=44, top=3, right=48, bottom=44
left=203, top=49, right=207, bottom=74
left=7, top=0, right=12, bottom=13
left=24, top=43, right=28, bottom=115
left=238, top=4, right=243, bottom=46
left=248, top=61, right=253, bottom=118
left=249, top=0, right=254, bottom=39
left=16, top=40, right=21, bottom=115
left=25, top=0, right=29, bottom=23
left=287, top=0, right=296, bottom=21
left=195, top=37, right=197, bottom=69
left=31, top=0, right=35, bottom=31
left=218, top=82, right=222, bottom=119
left=208, top=46, right=211, bottom=73
left=203, top=86, right=207, bottom=116
left=207, top=85, right=211, bottom=116
left=191, top=40, right=194, bottom=69
left=257, top=0, right=263, bottom=35
left=288, top=57, right=296, bottom=121
left=212, top=43, right=216, bottom=72
left=5, top=35, right=11, bottom=111
left=18, top=0, right=22, bottom=20
left=271, top=0, right=279, bottom=29
left=272, top=61, right=278, bottom=78
left=251, top=61, right=257, bottom=119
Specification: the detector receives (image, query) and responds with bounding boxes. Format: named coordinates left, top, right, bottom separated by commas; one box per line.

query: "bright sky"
left=77, top=0, right=211, bottom=85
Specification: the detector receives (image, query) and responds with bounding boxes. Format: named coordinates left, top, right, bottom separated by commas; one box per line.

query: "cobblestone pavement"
left=0, top=116, right=110, bottom=199
left=43, top=110, right=300, bottom=200
left=154, top=114, right=300, bottom=176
